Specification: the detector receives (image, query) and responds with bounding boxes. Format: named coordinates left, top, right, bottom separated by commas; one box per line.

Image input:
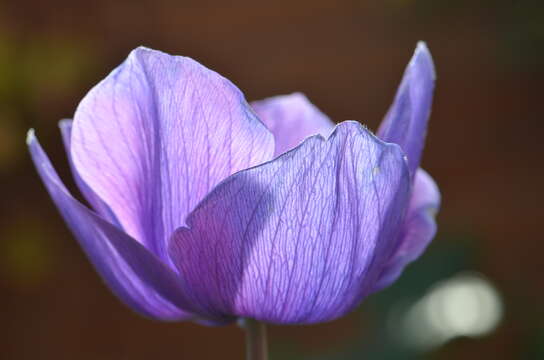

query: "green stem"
left=242, top=318, right=268, bottom=360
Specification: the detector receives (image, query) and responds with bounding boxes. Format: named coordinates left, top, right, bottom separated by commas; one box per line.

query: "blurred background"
left=1, top=0, right=543, bottom=359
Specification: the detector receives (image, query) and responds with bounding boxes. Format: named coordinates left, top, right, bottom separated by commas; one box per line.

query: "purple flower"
left=28, top=43, right=439, bottom=325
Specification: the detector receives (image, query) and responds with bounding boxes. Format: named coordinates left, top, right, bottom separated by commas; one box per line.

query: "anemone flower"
left=28, top=43, right=439, bottom=359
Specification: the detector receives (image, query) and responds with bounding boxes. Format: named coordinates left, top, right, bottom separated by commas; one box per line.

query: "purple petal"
left=28, top=130, right=197, bottom=321
left=168, top=121, right=410, bottom=324
left=59, top=119, right=120, bottom=228
left=377, top=42, right=435, bottom=175
left=70, top=47, right=274, bottom=263
left=371, top=169, right=440, bottom=292
left=251, top=93, right=335, bottom=156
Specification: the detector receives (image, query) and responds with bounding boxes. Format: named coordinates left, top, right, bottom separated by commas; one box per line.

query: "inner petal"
left=251, top=93, right=335, bottom=156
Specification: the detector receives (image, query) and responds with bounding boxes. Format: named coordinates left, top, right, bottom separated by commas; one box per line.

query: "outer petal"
left=59, top=119, right=120, bottom=227
left=251, top=93, right=335, bottom=156
left=377, top=42, right=435, bottom=175
left=371, top=169, right=440, bottom=292
left=169, top=121, right=411, bottom=324
left=28, top=130, right=196, bottom=321
left=70, top=47, right=274, bottom=263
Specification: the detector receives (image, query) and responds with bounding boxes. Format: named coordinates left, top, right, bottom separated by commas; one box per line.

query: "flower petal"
left=377, top=42, right=435, bottom=175
left=251, top=93, right=335, bottom=156
left=371, top=169, right=440, bottom=292
left=28, top=130, right=196, bottom=321
left=70, top=47, right=275, bottom=263
left=168, top=121, right=410, bottom=324
left=59, top=119, right=120, bottom=227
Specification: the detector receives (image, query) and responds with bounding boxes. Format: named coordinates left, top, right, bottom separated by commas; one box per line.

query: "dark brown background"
left=1, top=1, right=542, bottom=359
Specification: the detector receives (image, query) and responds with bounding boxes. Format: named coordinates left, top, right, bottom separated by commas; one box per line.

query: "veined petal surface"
left=169, top=121, right=410, bottom=324
left=251, top=93, right=335, bottom=156
left=377, top=42, right=435, bottom=175
left=59, top=119, right=120, bottom=227
left=28, top=131, right=195, bottom=321
left=70, top=47, right=274, bottom=262
left=372, top=169, right=440, bottom=292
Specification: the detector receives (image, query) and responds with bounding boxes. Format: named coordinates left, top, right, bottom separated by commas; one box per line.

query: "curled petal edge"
left=28, top=130, right=202, bottom=321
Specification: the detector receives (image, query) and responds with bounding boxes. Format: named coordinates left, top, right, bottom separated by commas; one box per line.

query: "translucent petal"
left=169, top=122, right=410, bottom=324
left=70, top=47, right=274, bottom=263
